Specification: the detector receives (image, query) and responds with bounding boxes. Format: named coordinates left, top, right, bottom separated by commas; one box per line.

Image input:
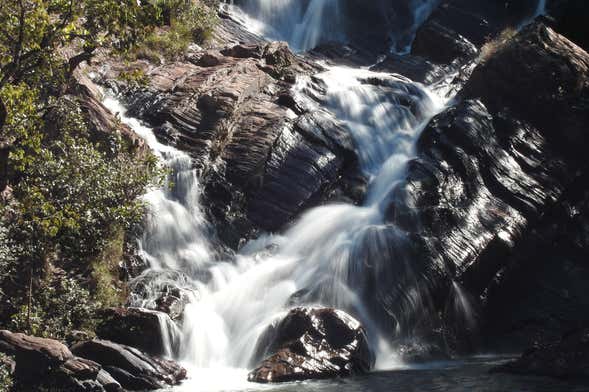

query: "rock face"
left=463, top=23, right=589, bottom=162
left=95, top=38, right=361, bottom=248
left=0, top=330, right=185, bottom=391
left=96, top=307, right=176, bottom=356
left=494, top=328, right=589, bottom=380
left=372, top=22, right=589, bottom=353
left=71, top=339, right=186, bottom=390
left=248, top=307, right=374, bottom=383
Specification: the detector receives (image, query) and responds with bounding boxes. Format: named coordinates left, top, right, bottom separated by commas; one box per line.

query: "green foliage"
left=0, top=0, right=166, bottom=341
left=10, top=277, right=98, bottom=339
left=118, top=69, right=150, bottom=88
left=0, top=353, right=13, bottom=392
left=90, top=229, right=127, bottom=309
left=135, top=0, right=218, bottom=61
left=9, top=98, right=162, bottom=266
left=0, top=97, right=163, bottom=337
left=0, top=84, right=43, bottom=172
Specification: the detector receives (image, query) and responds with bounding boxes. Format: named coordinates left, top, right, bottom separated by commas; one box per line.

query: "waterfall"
left=224, top=0, right=346, bottom=52
left=102, top=69, right=445, bottom=390
left=535, top=0, right=547, bottom=17
left=97, top=1, right=461, bottom=390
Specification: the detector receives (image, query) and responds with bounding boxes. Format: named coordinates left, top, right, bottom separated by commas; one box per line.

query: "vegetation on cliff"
left=0, top=0, right=216, bottom=349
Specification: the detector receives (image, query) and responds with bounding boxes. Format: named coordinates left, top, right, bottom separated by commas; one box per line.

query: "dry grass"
left=479, top=28, right=518, bottom=63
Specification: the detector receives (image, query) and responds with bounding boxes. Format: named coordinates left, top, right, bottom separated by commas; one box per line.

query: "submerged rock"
left=248, top=307, right=374, bottom=383
left=493, top=328, right=589, bottom=380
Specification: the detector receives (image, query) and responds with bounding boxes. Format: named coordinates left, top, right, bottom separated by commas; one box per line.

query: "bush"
left=0, top=353, right=13, bottom=392
left=10, top=277, right=98, bottom=339
left=0, top=96, right=163, bottom=338
left=135, top=1, right=218, bottom=61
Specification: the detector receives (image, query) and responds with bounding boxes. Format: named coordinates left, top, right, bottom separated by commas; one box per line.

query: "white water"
left=224, top=0, right=346, bottom=52
left=535, top=0, right=547, bottom=17
left=104, top=66, right=445, bottom=390
left=99, top=2, right=459, bottom=390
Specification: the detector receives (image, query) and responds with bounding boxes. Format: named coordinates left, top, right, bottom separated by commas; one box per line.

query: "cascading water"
left=223, top=0, right=346, bottom=52
left=103, top=75, right=445, bottom=390
left=98, top=1, right=460, bottom=390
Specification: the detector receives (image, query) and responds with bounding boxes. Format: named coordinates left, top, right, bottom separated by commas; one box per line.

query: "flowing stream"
left=103, top=1, right=492, bottom=391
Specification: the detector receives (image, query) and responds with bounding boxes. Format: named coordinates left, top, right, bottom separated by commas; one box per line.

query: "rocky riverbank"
left=2, top=0, right=589, bottom=388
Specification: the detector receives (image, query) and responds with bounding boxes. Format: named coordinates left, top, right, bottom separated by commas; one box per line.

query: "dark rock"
left=412, top=20, right=478, bottom=64
left=549, top=0, right=589, bottom=51
left=0, top=331, right=125, bottom=391
left=0, top=330, right=73, bottom=379
left=71, top=339, right=186, bottom=390
left=96, top=307, right=174, bottom=356
left=194, top=50, right=227, bottom=67
left=370, top=54, right=446, bottom=85
left=106, top=48, right=353, bottom=248
left=369, top=22, right=589, bottom=353
left=463, top=23, right=589, bottom=163
left=221, top=43, right=265, bottom=59
left=248, top=307, right=374, bottom=383
left=494, top=328, right=589, bottom=380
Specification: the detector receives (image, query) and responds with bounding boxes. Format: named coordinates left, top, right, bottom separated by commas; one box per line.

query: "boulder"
left=493, top=328, right=589, bottom=380
left=411, top=20, right=478, bottom=64
left=96, top=307, right=174, bottom=356
left=0, top=330, right=73, bottom=378
left=0, top=331, right=126, bottom=391
left=248, top=307, right=374, bottom=383
left=463, top=23, right=589, bottom=162
left=71, top=339, right=186, bottom=390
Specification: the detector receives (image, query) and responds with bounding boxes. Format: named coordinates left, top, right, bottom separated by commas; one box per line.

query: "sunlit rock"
left=248, top=307, right=374, bottom=383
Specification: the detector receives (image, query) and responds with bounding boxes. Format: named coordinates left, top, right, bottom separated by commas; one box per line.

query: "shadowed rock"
left=96, top=308, right=175, bottom=356
left=71, top=339, right=186, bottom=390
left=493, top=328, right=589, bottom=380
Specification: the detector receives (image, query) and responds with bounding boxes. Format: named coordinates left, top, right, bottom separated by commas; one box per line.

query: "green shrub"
left=0, top=353, right=13, bottom=392
left=135, top=1, right=218, bottom=61
left=10, top=277, right=98, bottom=339
left=118, top=68, right=150, bottom=87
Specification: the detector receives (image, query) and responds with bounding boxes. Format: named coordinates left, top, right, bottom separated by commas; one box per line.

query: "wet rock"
left=71, top=339, right=186, bottom=390
left=248, top=307, right=374, bottom=383
left=154, top=288, right=192, bottom=321
left=493, top=328, right=589, bottom=380
left=96, top=308, right=174, bottom=356
left=371, top=22, right=589, bottom=353
left=101, top=43, right=354, bottom=248
left=370, top=54, right=446, bottom=85
left=463, top=22, right=589, bottom=163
